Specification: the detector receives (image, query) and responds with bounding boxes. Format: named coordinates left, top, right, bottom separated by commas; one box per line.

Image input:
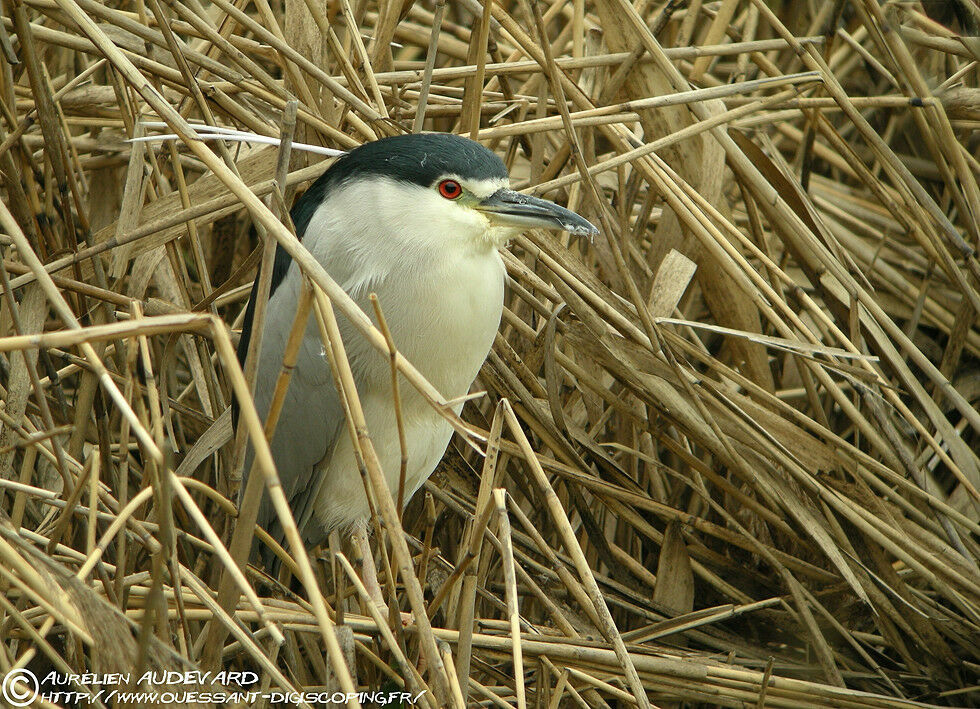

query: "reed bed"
left=1, top=0, right=979, bottom=707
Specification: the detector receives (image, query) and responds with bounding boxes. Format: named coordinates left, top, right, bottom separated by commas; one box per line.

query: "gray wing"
left=240, top=259, right=345, bottom=571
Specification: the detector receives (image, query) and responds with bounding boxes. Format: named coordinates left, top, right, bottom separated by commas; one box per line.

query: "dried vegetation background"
left=1, top=0, right=979, bottom=707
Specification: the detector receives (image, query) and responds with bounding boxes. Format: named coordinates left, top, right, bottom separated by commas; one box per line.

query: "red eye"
left=438, top=179, right=462, bottom=199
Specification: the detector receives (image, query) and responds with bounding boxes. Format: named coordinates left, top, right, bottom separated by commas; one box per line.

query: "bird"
left=236, top=132, right=598, bottom=588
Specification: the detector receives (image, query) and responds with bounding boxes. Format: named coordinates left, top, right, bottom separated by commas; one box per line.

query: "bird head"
left=302, top=133, right=598, bottom=253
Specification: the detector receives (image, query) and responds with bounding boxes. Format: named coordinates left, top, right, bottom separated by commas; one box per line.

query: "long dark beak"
left=475, top=189, right=599, bottom=238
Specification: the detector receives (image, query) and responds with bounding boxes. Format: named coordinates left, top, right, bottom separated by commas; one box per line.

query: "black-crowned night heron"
left=237, top=132, right=597, bottom=588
